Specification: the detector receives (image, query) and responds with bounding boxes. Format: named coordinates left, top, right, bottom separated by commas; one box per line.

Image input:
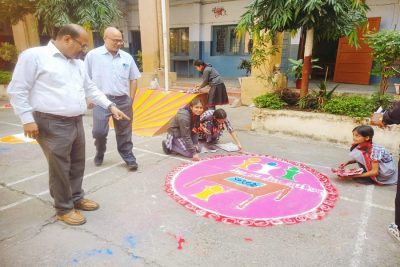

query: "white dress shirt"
left=84, top=45, right=141, bottom=96
left=7, top=41, right=112, bottom=124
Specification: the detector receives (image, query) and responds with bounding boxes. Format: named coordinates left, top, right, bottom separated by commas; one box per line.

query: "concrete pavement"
left=0, top=103, right=399, bottom=267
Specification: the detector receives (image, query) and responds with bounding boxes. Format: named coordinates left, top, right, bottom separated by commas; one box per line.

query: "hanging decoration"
left=212, top=6, right=227, bottom=18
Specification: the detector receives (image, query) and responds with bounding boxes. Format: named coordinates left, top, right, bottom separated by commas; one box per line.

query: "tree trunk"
left=300, top=28, right=314, bottom=98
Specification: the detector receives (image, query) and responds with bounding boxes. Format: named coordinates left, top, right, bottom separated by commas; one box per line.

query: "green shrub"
left=0, top=42, right=18, bottom=64
left=254, top=93, right=287, bottom=109
left=322, top=95, right=374, bottom=117
left=298, top=93, right=318, bottom=110
left=0, top=71, right=12, bottom=84
left=369, top=92, right=395, bottom=111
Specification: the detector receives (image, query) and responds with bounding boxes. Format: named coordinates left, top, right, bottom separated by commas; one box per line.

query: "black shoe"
left=94, top=154, right=104, bottom=166
left=162, top=140, right=172, bottom=155
left=127, top=162, right=138, bottom=171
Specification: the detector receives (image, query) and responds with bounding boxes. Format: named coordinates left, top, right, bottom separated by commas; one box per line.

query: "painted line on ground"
left=0, top=153, right=146, bottom=212
left=5, top=151, right=115, bottom=187
left=350, top=186, right=374, bottom=267
left=134, top=147, right=191, bottom=163
left=0, top=197, right=33, bottom=212
left=340, top=196, right=394, bottom=211
left=0, top=120, right=21, bottom=127
left=2, top=136, right=161, bottom=187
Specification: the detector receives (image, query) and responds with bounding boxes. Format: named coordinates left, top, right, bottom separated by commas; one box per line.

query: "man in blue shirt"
left=85, top=27, right=141, bottom=171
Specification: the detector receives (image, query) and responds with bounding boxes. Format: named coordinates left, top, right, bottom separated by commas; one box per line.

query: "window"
left=212, top=25, right=250, bottom=56
left=170, top=28, right=189, bottom=56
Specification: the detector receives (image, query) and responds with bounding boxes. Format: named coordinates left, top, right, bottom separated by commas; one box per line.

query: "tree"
left=364, top=30, right=400, bottom=95
left=0, top=0, right=36, bottom=25
left=0, top=0, right=121, bottom=37
left=238, top=0, right=369, bottom=97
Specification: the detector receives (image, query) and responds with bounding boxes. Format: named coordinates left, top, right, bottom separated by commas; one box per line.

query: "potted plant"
left=288, top=58, right=322, bottom=89
left=237, top=58, right=252, bottom=76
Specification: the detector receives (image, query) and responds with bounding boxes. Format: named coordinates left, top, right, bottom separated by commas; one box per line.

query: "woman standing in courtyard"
left=194, top=60, right=229, bottom=110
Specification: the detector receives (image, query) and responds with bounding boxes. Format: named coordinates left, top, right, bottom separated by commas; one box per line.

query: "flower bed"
left=251, top=108, right=400, bottom=153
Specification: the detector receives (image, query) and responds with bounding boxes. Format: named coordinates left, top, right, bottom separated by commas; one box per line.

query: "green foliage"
left=364, top=30, right=400, bottom=93
left=298, top=93, right=318, bottom=110
left=237, top=58, right=252, bottom=76
left=135, top=50, right=143, bottom=71
left=0, top=0, right=122, bottom=37
left=237, top=0, right=368, bottom=46
left=35, top=0, right=121, bottom=37
left=254, top=93, right=288, bottom=109
left=0, top=42, right=18, bottom=64
left=288, top=58, right=322, bottom=79
left=369, top=92, right=395, bottom=111
left=250, top=34, right=279, bottom=84
left=322, top=95, right=374, bottom=118
left=311, top=81, right=339, bottom=109
left=0, top=71, right=12, bottom=84
left=0, top=0, right=35, bottom=25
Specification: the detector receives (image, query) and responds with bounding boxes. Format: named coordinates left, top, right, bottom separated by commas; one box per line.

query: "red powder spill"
left=177, top=237, right=185, bottom=250
left=167, top=232, right=186, bottom=250
left=244, top=237, right=253, bottom=242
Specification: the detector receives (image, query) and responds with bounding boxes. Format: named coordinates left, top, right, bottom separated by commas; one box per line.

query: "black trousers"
left=34, top=112, right=85, bottom=215
left=395, top=158, right=400, bottom=226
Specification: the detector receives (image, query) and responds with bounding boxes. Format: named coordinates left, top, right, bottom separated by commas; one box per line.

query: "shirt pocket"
left=119, top=62, right=130, bottom=79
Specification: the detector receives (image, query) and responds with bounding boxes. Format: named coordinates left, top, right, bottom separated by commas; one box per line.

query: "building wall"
left=367, top=0, right=400, bottom=30
left=124, top=0, right=252, bottom=77
left=199, top=0, right=251, bottom=77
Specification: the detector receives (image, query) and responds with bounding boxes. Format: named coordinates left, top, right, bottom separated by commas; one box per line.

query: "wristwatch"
left=108, top=102, right=116, bottom=111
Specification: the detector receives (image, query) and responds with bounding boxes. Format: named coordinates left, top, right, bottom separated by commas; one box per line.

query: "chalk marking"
left=350, top=186, right=374, bottom=267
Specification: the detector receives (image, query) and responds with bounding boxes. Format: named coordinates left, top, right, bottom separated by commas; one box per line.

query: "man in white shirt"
left=7, top=24, right=129, bottom=226
left=85, top=27, right=141, bottom=171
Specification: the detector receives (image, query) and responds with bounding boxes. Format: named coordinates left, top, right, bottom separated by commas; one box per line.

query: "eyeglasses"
left=107, top=37, right=124, bottom=44
left=72, top=38, right=89, bottom=53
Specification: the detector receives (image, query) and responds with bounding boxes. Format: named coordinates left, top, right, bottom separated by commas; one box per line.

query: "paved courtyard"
left=0, top=103, right=399, bottom=266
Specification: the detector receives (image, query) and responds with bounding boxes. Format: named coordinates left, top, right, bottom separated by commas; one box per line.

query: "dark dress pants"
left=395, top=158, right=400, bottom=226
left=34, top=112, right=85, bottom=215
left=92, top=95, right=136, bottom=164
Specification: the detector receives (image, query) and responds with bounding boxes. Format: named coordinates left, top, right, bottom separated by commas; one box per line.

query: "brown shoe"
left=56, top=209, right=86, bottom=225
left=74, top=198, right=99, bottom=211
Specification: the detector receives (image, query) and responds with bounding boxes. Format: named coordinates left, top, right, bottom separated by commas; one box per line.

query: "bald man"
left=85, top=27, right=141, bottom=171
left=8, top=24, right=129, bottom=225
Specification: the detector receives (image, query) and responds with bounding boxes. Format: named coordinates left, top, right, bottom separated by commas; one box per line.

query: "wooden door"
left=333, top=17, right=381, bottom=84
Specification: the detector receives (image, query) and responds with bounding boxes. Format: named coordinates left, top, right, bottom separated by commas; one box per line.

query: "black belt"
left=34, top=111, right=83, bottom=121
left=106, top=94, right=128, bottom=100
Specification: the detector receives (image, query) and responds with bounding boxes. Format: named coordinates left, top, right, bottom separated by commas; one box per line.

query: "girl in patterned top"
left=338, top=125, right=397, bottom=185
left=199, top=108, right=242, bottom=151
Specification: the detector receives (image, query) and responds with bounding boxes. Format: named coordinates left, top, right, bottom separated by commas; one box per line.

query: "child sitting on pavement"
left=199, top=108, right=242, bottom=151
left=162, top=99, right=204, bottom=161
left=337, top=125, right=397, bottom=185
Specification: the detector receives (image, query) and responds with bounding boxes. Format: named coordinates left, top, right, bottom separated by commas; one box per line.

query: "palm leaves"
left=0, top=0, right=121, bottom=38
left=35, top=0, right=121, bottom=37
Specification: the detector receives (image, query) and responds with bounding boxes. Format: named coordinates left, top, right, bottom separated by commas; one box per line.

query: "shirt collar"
left=100, top=45, right=121, bottom=57
left=47, top=41, right=68, bottom=59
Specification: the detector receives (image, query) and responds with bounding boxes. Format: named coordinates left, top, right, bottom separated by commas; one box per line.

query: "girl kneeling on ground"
left=199, top=108, right=242, bottom=151
left=162, top=99, right=204, bottom=161
left=338, top=125, right=397, bottom=185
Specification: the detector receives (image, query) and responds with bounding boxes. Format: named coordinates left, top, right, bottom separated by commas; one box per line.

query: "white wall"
left=367, top=0, right=400, bottom=30
left=200, top=0, right=249, bottom=42
left=124, top=0, right=251, bottom=42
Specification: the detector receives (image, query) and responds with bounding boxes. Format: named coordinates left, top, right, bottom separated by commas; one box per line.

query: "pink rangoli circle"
left=165, top=154, right=338, bottom=227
